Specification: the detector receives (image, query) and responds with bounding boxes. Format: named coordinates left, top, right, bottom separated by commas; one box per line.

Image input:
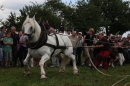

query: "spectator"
left=19, top=31, right=28, bottom=67
left=0, top=26, right=6, bottom=66
left=69, top=31, right=78, bottom=56
left=67, top=29, right=72, bottom=36
left=83, top=28, right=95, bottom=67
left=59, top=20, right=64, bottom=29
left=76, top=32, right=84, bottom=66
left=15, top=31, right=23, bottom=66
left=39, top=19, right=46, bottom=31
left=68, top=31, right=78, bottom=65
left=50, top=56, right=59, bottom=67
left=10, top=26, right=19, bottom=67
left=45, top=20, right=50, bottom=31
left=3, top=31, right=13, bottom=68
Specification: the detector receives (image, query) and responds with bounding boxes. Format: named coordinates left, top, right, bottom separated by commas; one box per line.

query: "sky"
left=0, top=0, right=128, bottom=21
left=0, top=0, right=129, bottom=36
left=0, top=0, right=76, bottom=21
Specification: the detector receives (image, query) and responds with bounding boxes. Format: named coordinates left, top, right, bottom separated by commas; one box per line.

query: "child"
left=3, top=31, right=13, bottom=68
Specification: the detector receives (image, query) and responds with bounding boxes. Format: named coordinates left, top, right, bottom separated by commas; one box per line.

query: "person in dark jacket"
left=82, top=28, right=95, bottom=67
left=95, top=33, right=111, bottom=69
left=10, top=26, right=19, bottom=67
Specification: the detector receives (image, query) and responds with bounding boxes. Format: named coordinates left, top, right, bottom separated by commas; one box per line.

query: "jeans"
left=0, top=48, right=3, bottom=61
left=12, top=45, right=18, bottom=67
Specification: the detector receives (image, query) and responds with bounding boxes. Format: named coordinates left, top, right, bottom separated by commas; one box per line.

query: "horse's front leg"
left=39, top=53, right=50, bottom=79
left=23, top=53, right=31, bottom=76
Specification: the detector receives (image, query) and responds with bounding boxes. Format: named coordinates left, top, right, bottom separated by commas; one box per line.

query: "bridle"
left=23, top=21, right=35, bottom=41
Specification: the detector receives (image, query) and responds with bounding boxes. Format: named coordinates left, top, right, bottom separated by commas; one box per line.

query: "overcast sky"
left=0, top=0, right=129, bottom=36
left=0, top=0, right=128, bottom=21
left=0, top=0, right=77, bottom=21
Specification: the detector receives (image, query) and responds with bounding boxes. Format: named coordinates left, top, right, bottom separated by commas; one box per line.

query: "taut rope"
left=84, top=46, right=130, bottom=86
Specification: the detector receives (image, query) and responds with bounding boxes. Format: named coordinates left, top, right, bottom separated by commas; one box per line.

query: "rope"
left=84, top=47, right=112, bottom=76
left=65, top=45, right=130, bottom=49
left=84, top=46, right=130, bottom=86
left=83, top=38, right=130, bottom=47
left=124, top=82, right=130, bottom=86
left=112, top=76, right=128, bottom=86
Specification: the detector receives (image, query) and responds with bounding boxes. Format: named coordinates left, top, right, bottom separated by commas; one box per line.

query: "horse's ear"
left=33, top=15, right=35, bottom=20
left=26, top=15, right=29, bottom=19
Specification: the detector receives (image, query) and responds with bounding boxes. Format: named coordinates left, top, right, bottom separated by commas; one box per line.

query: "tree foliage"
left=1, top=0, right=130, bottom=34
left=101, top=0, right=130, bottom=35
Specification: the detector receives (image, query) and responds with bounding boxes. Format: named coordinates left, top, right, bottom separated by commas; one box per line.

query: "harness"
left=27, top=31, right=67, bottom=56
left=27, top=31, right=48, bottom=49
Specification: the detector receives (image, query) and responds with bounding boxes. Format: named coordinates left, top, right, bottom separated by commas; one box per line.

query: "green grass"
left=0, top=64, right=130, bottom=86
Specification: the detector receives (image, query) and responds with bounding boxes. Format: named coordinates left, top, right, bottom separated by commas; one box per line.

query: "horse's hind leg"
left=23, top=53, right=31, bottom=75
left=68, top=54, right=78, bottom=75
left=59, top=53, right=70, bottom=73
left=39, top=53, right=50, bottom=79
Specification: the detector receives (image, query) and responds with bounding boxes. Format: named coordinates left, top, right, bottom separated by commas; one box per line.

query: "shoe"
left=5, top=65, right=8, bottom=68
left=111, top=63, right=114, bottom=67
left=99, top=64, right=102, bottom=67
left=82, top=63, right=84, bottom=66
left=56, top=65, right=59, bottom=68
left=88, top=64, right=92, bottom=67
left=50, top=65, right=55, bottom=68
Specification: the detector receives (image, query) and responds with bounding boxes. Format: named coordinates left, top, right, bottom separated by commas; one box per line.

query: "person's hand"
left=1, top=38, right=3, bottom=41
left=84, top=43, right=87, bottom=46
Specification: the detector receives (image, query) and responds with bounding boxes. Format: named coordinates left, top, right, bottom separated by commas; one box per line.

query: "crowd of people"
left=0, top=20, right=130, bottom=70
left=0, top=26, right=28, bottom=68
left=53, top=28, right=130, bottom=69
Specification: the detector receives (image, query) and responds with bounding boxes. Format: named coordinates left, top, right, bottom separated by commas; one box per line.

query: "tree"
left=2, top=1, right=62, bottom=31
left=0, top=5, right=4, bottom=25
left=72, top=0, right=102, bottom=32
left=2, top=0, right=130, bottom=34
left=101, top=0, right=130, bottom=35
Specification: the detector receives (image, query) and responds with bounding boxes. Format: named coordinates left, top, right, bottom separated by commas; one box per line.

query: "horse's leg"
left=68, top=54, right=78, bottom=75
left=59, top=54, right=70, bottom=73
left=39, top=53, right=50, bottom=79
left=23, top=53, right=32, bottom=75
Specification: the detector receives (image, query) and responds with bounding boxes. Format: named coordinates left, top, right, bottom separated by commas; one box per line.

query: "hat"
left=78, top=32, right=82, bottom=34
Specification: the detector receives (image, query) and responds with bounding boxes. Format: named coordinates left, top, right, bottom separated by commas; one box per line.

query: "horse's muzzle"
left=24, top=33, right=31, bottom=40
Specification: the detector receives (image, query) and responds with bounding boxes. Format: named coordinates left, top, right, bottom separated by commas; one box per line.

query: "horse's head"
left=22, top=15, right=36, bottom=42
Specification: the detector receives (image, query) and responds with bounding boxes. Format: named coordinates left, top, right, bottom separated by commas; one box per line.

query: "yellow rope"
left=84, top=46, right=130, bottom=86
left=112, top=77, right=128, bottom=86
left=124, top=82, right=130, bottom=86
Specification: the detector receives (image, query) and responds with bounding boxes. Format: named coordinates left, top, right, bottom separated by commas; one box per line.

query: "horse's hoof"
left=24, top=73, right=30, bottom=76
left=59, top=71, right=64, bottom=73
left=41, top=78, right=47, bottom=81
left=74, top=73, right=79, bottom=76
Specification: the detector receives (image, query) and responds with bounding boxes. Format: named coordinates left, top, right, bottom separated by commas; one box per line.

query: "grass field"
left=0, top=64, right=130, bottom=86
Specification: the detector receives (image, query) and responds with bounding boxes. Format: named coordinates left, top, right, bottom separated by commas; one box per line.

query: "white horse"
left=22, top=16, right=78, bottom=79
